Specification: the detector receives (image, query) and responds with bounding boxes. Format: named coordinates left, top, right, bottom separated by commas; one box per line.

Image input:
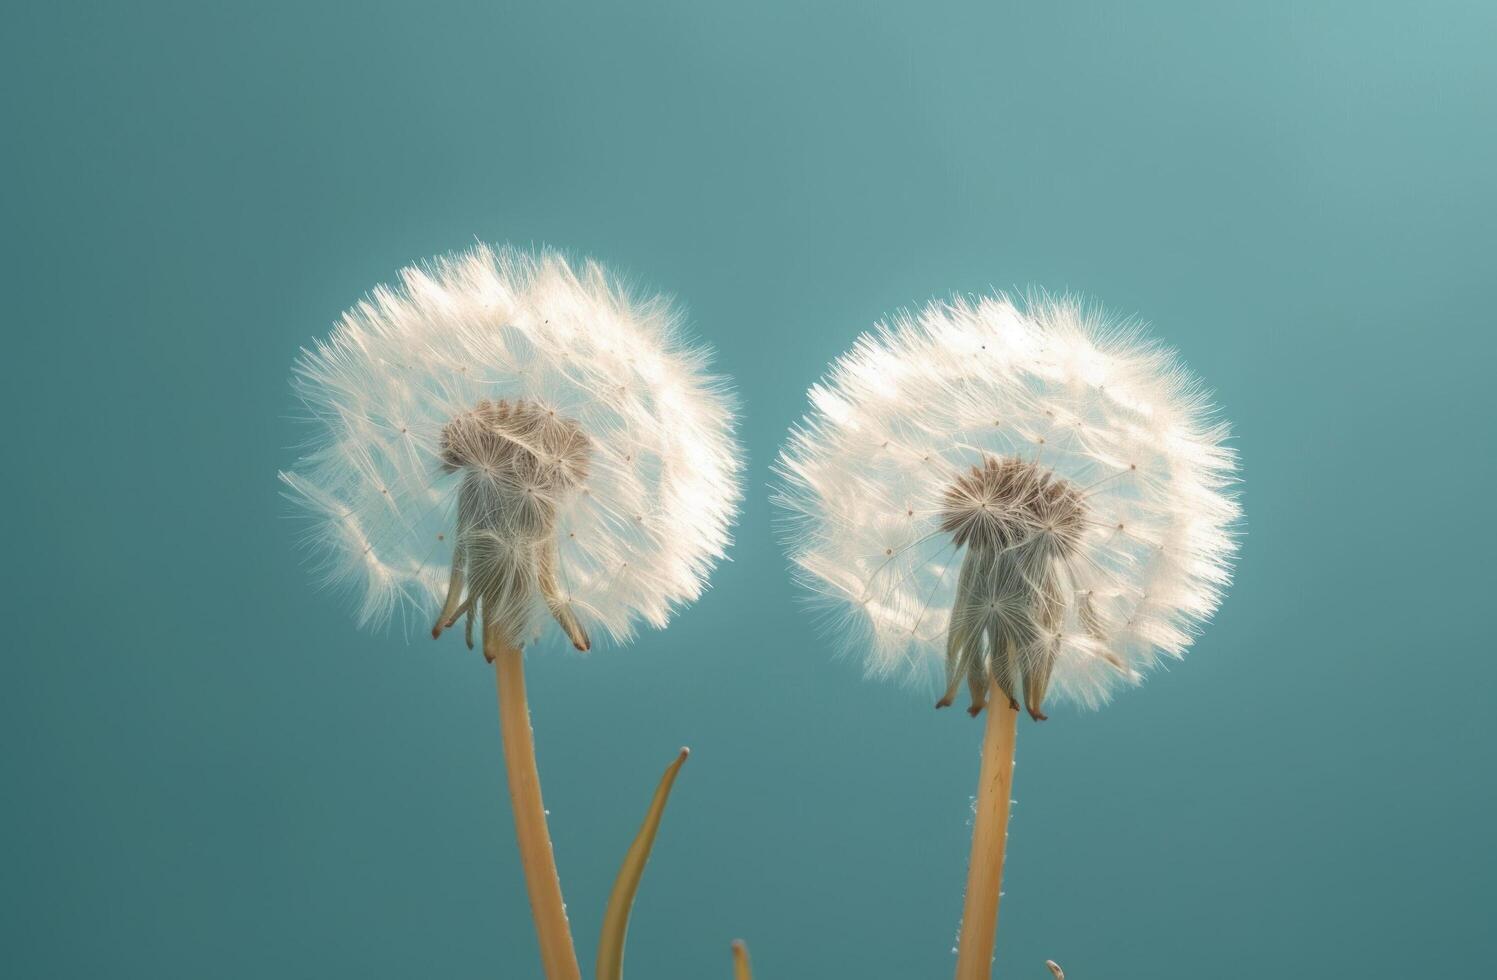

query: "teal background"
left=4, top=2, right=1494, bottom=977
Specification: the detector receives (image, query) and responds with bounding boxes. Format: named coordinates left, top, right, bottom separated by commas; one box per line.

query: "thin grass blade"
left=595, top=747, right=690, bottom=980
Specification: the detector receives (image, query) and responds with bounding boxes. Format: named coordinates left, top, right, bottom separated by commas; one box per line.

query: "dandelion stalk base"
left=954, top=691, right=1019, bottom=980
left=490, top=617, right=581, bottom=980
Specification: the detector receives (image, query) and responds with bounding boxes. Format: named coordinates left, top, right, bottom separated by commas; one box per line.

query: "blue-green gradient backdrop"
left=5, top=2, right=1494, bottom=977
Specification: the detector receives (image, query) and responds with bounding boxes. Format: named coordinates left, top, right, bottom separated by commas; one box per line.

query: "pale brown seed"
left=937, top=454, right=1088, bottom=720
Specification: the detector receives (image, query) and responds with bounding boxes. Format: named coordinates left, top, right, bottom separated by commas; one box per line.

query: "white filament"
left=281, top=244, right=744, bottom=649
left=774, top=292, right=1239, bottom=709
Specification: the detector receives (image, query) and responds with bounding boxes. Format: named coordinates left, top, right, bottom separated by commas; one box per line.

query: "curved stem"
left=954, top=691, right=1019, bottom=980
left=488, top=617, right=581, bottom=980
left=595, top=747, right=690, bottom=980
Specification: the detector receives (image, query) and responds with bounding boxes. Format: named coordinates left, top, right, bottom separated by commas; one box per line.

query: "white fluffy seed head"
left=773, top=292, right=1240, bottom=712
left=280, top=244, right=744, bottom=649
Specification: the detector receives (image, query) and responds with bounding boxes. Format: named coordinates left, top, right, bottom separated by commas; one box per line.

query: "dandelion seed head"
left=773, top=292, right=1239, bottom=714
left=280, top=244, right=743, bottom=650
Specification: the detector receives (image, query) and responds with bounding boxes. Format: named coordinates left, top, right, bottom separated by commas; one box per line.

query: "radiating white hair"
left=281, top=244, right=743, bottom=651
left=773, top=293, right=1239, bottom=714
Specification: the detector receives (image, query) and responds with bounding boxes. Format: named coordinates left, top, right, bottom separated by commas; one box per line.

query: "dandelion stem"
left=731, top=939, right=753, bottom=980
left=488, top=618, right=581, bottom=980
left=596, top=747, right=690, bottom=980
left=954, top=690, right=1019, bottom=980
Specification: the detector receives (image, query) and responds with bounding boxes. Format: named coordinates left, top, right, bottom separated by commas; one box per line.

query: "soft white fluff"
left=774, top=293, right=1239, bottom=711
left=281, top=244, right=743, bottom=649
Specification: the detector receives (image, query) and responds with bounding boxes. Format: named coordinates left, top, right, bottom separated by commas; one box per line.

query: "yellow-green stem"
left=489, top=620, right=581, bottom=980
left=954, top=690, right=1019, bottom=980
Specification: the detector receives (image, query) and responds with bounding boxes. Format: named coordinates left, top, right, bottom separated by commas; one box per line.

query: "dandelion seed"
left=281, top=243, right=744, bottom=652
left=773, top=291, right=1238, bottom=717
